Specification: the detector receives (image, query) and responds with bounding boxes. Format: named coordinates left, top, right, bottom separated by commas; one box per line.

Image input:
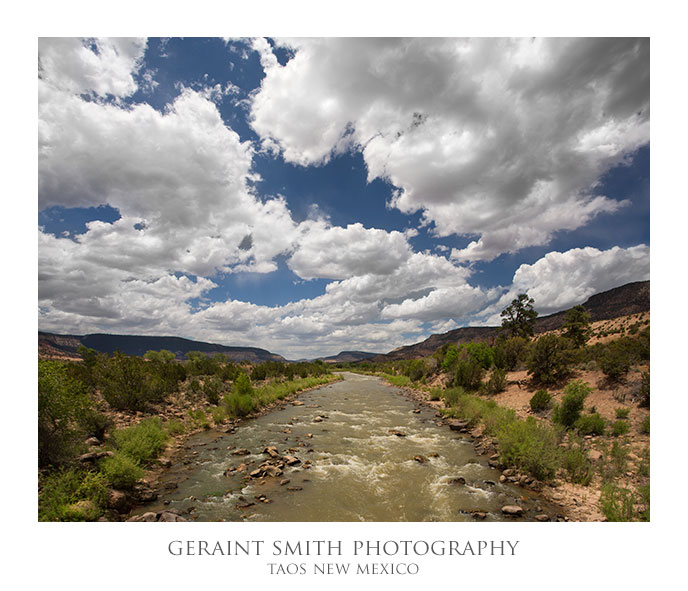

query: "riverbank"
left=368, top=371, right=647, bottom=522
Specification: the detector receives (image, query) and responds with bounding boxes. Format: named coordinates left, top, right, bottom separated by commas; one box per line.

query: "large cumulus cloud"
left=250, top=38, right=649, bottom=261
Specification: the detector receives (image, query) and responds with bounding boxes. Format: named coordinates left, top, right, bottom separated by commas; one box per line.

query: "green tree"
left=563, top=305, right=591, bottom=347
left=38, top=360, right=93, bottom=467
left=526, top=334, right=575, bottom=385
left=500, top=293, right=538, bottom=339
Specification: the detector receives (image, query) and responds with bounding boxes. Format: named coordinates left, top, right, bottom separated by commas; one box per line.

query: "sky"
left=37, top=37, right=650, bottom=360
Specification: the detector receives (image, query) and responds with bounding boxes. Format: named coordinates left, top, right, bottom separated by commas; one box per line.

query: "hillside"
left=38, top=332, right=286, bottom=363
left=318, top=350, right=381, bottom=363
left=372, top=280, right=649, bottom=361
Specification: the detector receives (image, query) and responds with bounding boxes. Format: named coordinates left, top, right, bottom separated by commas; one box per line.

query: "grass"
left=38, top=468, right=108, bottom=521
left=112, top=417, right=168, bottom=464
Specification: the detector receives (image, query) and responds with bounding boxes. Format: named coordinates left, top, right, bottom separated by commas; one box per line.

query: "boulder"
left=413, top=455, right=428, bottom=464
left=448, top=477, right=466, bottom=485
left=231, top=448, right=251, bottom=456
left=587, top=449, right=603, bottom=461
left=284, top=456, right=301, bottom=466
left=535, top=514, right=550, bottom=522
left=78, top=450, right=114, bottom=464
left=291, top=401, right=304, bottom=406
left=472, top=512, right=488, bottom=520
left=501, top=505, right=524, bottom=516
left=448, top=419, right=469, bottom=431
left=107, top=489, right=128, bottom=511
left=263, top=446, right=280, bottom=458
left=389, top=430, right=406, bottom=437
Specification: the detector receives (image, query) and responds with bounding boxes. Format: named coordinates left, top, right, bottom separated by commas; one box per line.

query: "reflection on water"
left=143, top=372, right=553, bottom=521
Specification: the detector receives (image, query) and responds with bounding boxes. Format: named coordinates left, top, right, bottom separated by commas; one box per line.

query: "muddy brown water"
left=138, top=372, right=558, bottom=521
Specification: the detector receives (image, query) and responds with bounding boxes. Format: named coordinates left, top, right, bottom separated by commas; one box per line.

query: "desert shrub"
left=497, top=417, right=563, bottom=481
left=526, top=335, right=575, bottom=385
left=428, top=388, right=442, bottom=401
left=493, top=336, right=529, bottom=371
left=81, top=408, right=113, bottom=441
left=575, top=412, right=606, bottom=436
left=223, top=392, right=256, bottom=417
left=529, top=389, right=552, bottom=412
left=640, top=416, right=650, bottom=434
left=38, top=360, right=93, bottom=467
left=485, top=368, right=507, bottom=394
left=203, top=376, right=223, bottom=405
left=233, top=372, right=254, bottom=396
left=615, top=407, right=630, bottom=419
left=38, top=468, right=108, bottom=522
left=403, top=359, right=427, bottom=382
left=165, top=418, right=186, bottom=436
left=442, top=386, right=466, bottom=407
left=99, top=453, right=144, bottom=489
left=599, top=484, right=648, bottom=522
left=562, top=443, right=594, bottom=485
left=611, top=420, right=630, bottom=437
left=562, top=305, right=591, bottom=347
left=553, top=380, right=591, bottom=428
left=453, top=357, right=484, bottom=391
left=211, top=405, right=228, bottom=424
left=638, top=371, right=650, bottom=408
left=598, top=342, right=631, bottom=381
left=95, top=352, right=156, bottom=411
left=112, top=418, right=168, bottom=464
left=187, top=408, right=211, bottom=430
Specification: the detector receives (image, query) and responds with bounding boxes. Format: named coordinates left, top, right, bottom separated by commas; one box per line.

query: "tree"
left=563, top=305, right=591, bottom=347
left=526, top=335, right=575, bottom=385
left=500, top=293, right=538, bottom=339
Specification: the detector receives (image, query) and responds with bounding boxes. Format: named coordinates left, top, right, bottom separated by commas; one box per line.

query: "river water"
left=142, top=372, right=554, bottom=521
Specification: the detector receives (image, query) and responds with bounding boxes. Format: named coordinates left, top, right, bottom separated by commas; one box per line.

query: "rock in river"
left=501, top=505, right=524, bottom=516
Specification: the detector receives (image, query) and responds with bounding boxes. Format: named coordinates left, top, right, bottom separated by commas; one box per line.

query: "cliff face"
left=371, top=280, right=650, bottom=361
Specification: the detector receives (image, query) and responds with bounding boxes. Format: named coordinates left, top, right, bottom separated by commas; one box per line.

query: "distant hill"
left=317, top=350, right=381, bottom=363
left=38, top=332, right=286, bottom=363
left=371, top=280, right=649, bottom=361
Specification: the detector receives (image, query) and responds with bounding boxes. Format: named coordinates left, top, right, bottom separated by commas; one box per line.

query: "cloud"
left=479, top=244, right=651, bottom=325
left=287, top=221, right=413, bottom=280
left=38, top=37, right=146, bottom=98
left=250, top=38, right=649, bottom=261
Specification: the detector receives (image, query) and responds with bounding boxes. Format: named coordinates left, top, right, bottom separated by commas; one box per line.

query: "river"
left=139, top=372, right=555, bottom=521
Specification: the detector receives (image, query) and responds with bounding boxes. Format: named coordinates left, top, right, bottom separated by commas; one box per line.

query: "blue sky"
left=38, top=37, right=650, bottom=359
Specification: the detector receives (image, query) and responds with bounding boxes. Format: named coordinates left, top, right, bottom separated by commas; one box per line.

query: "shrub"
left=527, top=335, right=575, bottom=385
left=453, top=358, right=484, bottom=391
left=404, top=359, right=427, bottom=382
left=165, top=418, right=186, bottom=436
left=553, top=380, right=591, bottom=428
left=99, top=453, right=144, bottom=489
left=211, top=405, right=228, bottom=424
left=203, top=376, right=223, bottom=405
left=599, top=484, right=648, bottom=522
left=112, top=418, right=168, bottom=464
left=562, top=446, right=594, bottom=485
left=638, top=371, right=650, bottom=408
left=529, top=389, right=552, bottom=412
left=612, top=420, right=630, bottom=437
left=459, top=342, right=495, bottom=370
left=38, top=468, right=108, bottom=521
left=223, top=392, right=256, bottom=417
left=187, top=408, right=211, bottom=430
left=233, top=372, right=254, bottom=396
left=562, top=305, right=591, bottom=347
left=95, top=351, right=156, bottom=411
left=38, top=360, right=93, bottom=467
left=598, top=342, right=631, bottom=381
left=441, top=345, right=459, bottom=371
left=640, top=416, right=650, bottom=434
left=574, top=412, right=606, bottom=436
left=442, top=386, right=467, bottom=407
left=497, top=417, right=563, bottom=481
left=485, top=368, right=507, bottom=394
left=494, top=336, right=529, bottom=370
left=615, top=408, right=630, bottom=419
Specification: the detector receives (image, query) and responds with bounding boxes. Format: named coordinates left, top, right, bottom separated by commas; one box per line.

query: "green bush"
left=553, top=380, right=591, bottom=428
left=403, top=359, right=427, bottom=382
left=211, top=405, right=228, bottom=424
left=575, top=412, right=606, bottom=436
left=529, top=389, right=552, bottom=412
left=598, top=342, right=631, bottom=381
left=112, top=418, right=168, bottom=464
left=527, top=335, right=575, bottom=385
left=611, top=420, right=630, bottom=437
left=187, top=408, right=211, bottom=430
left=640, top=416, right=650, bottom=434
left=615, top=408, right=630, bottom=419
left=165, top=418, right=186, bottom=436
left=203, top=376, right=223, bottom=405
left=38, top=360, right=93, bottom=467
left=38, top=468, right=108, bottom=521
left=459, top=342, right=495, bottom=370
left=485, top=368, right=507, bottom=394
left=95, top=352, right=156, bottom=411
left=599, top=483, right=648, bottom=522
left=562, top=446, right=594, bottom=485
left=562, top=305, right=591, bottom=347
left=453, top=358, right=484, bottom=391
left=442, top=386, right=467, bottom=407
left=497, top=417, right=563, bottom=481
left=99, top=453, right=144, bottom=489
left=493, top=336, right=529, bottom=371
